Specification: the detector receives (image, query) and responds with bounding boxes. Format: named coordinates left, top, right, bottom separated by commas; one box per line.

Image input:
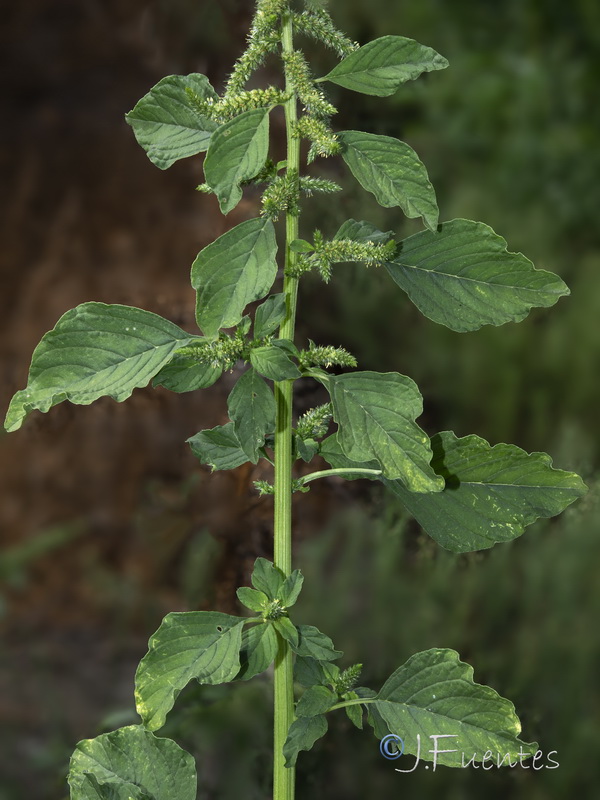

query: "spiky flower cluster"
left=299, top=177, right=342, bottom=196
left=295, top=116, right=340, bottom=163
left=187, top=87, right=289, bottom=124
left=224, top=0, right=289, bottom=99
left=292, top=8, right=358, bottom=58
left=261, top=170, right=300, bottom=220
left=254, top=478, right=309, bottom=495
left=295, top=403, right=332, bottom=440
left=298, top=343, right=357, bottom=370
left=291, top=233, right=397, bottom=281
left=176, top=334, right=248, bottom=371
left=282, top=50, right=336, bottom=119
left=334, top=663, right=363, bottom=695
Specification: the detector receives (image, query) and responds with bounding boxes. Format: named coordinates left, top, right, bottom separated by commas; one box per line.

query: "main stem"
left=273, top=10, right=299, bottom=800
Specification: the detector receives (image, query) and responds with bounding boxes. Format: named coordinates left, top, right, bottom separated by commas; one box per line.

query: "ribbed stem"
left=272, top=9, right=299, bottom=800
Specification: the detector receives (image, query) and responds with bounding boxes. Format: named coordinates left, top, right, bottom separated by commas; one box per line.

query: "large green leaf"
left=187, top=422, right=249, bottom=471
left=235, top=623, right=279, bottom=681
left=372, top=649, right=537, bottom=767
left=4, top=303, right=192, bottom=433
left=125, top=74, right=218, bottom=169
left=68, top=726, right=196, bottom=800
left=386, top=431, right=587, bottom=552
left=250, top=345, right=301, bottom=381
left=296, top=685, right=337, bottom=717
left=192, top=217, right=278, bottom=338
left=254, top=293, right=288, bottom=338
left=324, top=371, right=444, bottom=491
left=204, top=109, right=270, bottom=214
left=319, top=433, right=380, bottom=480
left=283, top=716, right=328, bottom=768
left=227, top=368, right=276, bottom=462
left=338, top=130, right=438, bottom=231
left=321, top=36, right=448, bottom=96
left=384, top=219, right=570, bottom=331
left=153, top=351, right=222, bottom=393
left=135, top=611, right=245, bottom=731
left=290, top=625, right=343, bottom=662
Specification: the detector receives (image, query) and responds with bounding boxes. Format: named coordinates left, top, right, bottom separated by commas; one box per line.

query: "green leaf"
left=321, top=36, right=448, bottom=96
left=135, top=611, right=245, bottom=731
left=338, top=130, right=438, bottom=231
left=235, top=622, right=279, bottom=681
left=204, top=108, right=270, bottom=214
left=273, top=616, right=300, bottom=648
left=373, top=648, right=538, bottom=767
left=279, top=569, right=304, bottom=607
left=290, top=624, right=342, bottom=662
left=296, top=436, right=319, bottom=463
left=384, top=219, right=570, bottom=331
left=125, top=74, right=218, bottom=169
left=228, top=368, right=276, bottom=463
left=187, top=422, right=249, bottom=471
left=153, top=352, right=222, bottom=393
left=68, top=725, right=196, bottom=800
left=289, top=238, right=315, bottom=253
left=296, top=685, right=337, bottom=717
left=250, top=557, right=285, bottom=600
left=319, top=433, right=380, bottom=479
left=192, top=217, right=278, bottom=338
left=385, top=431, right=587, bottom=553
left=283, top=715, right=328, bottom=768
left=324, top=371, right=444, bottom=491
left=236, top=586, right=269, bottom=612
left=334, top=218, right=394, bottom=246
left=250, top=345, right=301, bottom=381
left=344, top=693, right=364, bottom=729
left=294, top=656, right=340, bottom=689
left=254, top=293, right=288, bottom=338
left=4, top=303, right=192, bottom=433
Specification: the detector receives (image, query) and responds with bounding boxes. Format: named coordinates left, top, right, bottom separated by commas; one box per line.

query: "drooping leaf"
left=384, top=219, right=570, bottom=332
left=68, top=726, right=196, bottom=800
left=273, top=616, right=300, bottom=648
left=250, top=345, right=301, bottom=381
left=323, top=371, right=444, bottom=491
left=334, top=218, right=394, bottom=245
left=250, top=557, right=285, bottom=600
left=125, top=74, right=218, bottom=169
left=386, top=431, right=587, bottom=552
left=372, top=648, right=538, bottom=767
left=236, top=586, right=268, bottom=612
left=279, top=569, right=304, bottom=607
left=135, top=611, right=245, bottom=731
left=192, top=217, right=278, bottom=338
left=187, top=422, right=249, bottom=471
left=290, top=625, right=343, bottom=662
left=283, top=715, right=328, bottom=768
left=296, top=685, right=337, bottom=717
left=204, top=108, right=270, bottom=214
left=153, top=351, right=222, bottom=393
left=227, top=368, right=276, bottom=462
left=344, top=693, right=364, bottom=729
left=4, top=303, right=192, bottom=433
left=235, top=622, right=279, bottom=681
left=338, top=130, right=438, bottom=231
left=254, top=293, right=288, bottom=338
left=321, top=36, right=448, bottom=96
left=294, top=656, right=340, bottom=689
left=296, top=436, right=319, bottom=463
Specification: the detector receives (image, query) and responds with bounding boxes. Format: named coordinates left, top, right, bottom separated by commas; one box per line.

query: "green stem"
left=273, top=10, right=300, bottom=800
left=299, top=467, right=383, bottom=485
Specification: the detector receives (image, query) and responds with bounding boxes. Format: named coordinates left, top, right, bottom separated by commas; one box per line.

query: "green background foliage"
left=0, top=0, right=598, bottom=798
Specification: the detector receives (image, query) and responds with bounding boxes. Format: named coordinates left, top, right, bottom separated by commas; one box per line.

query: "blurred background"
left=0, top=1, right=598, bottom=798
